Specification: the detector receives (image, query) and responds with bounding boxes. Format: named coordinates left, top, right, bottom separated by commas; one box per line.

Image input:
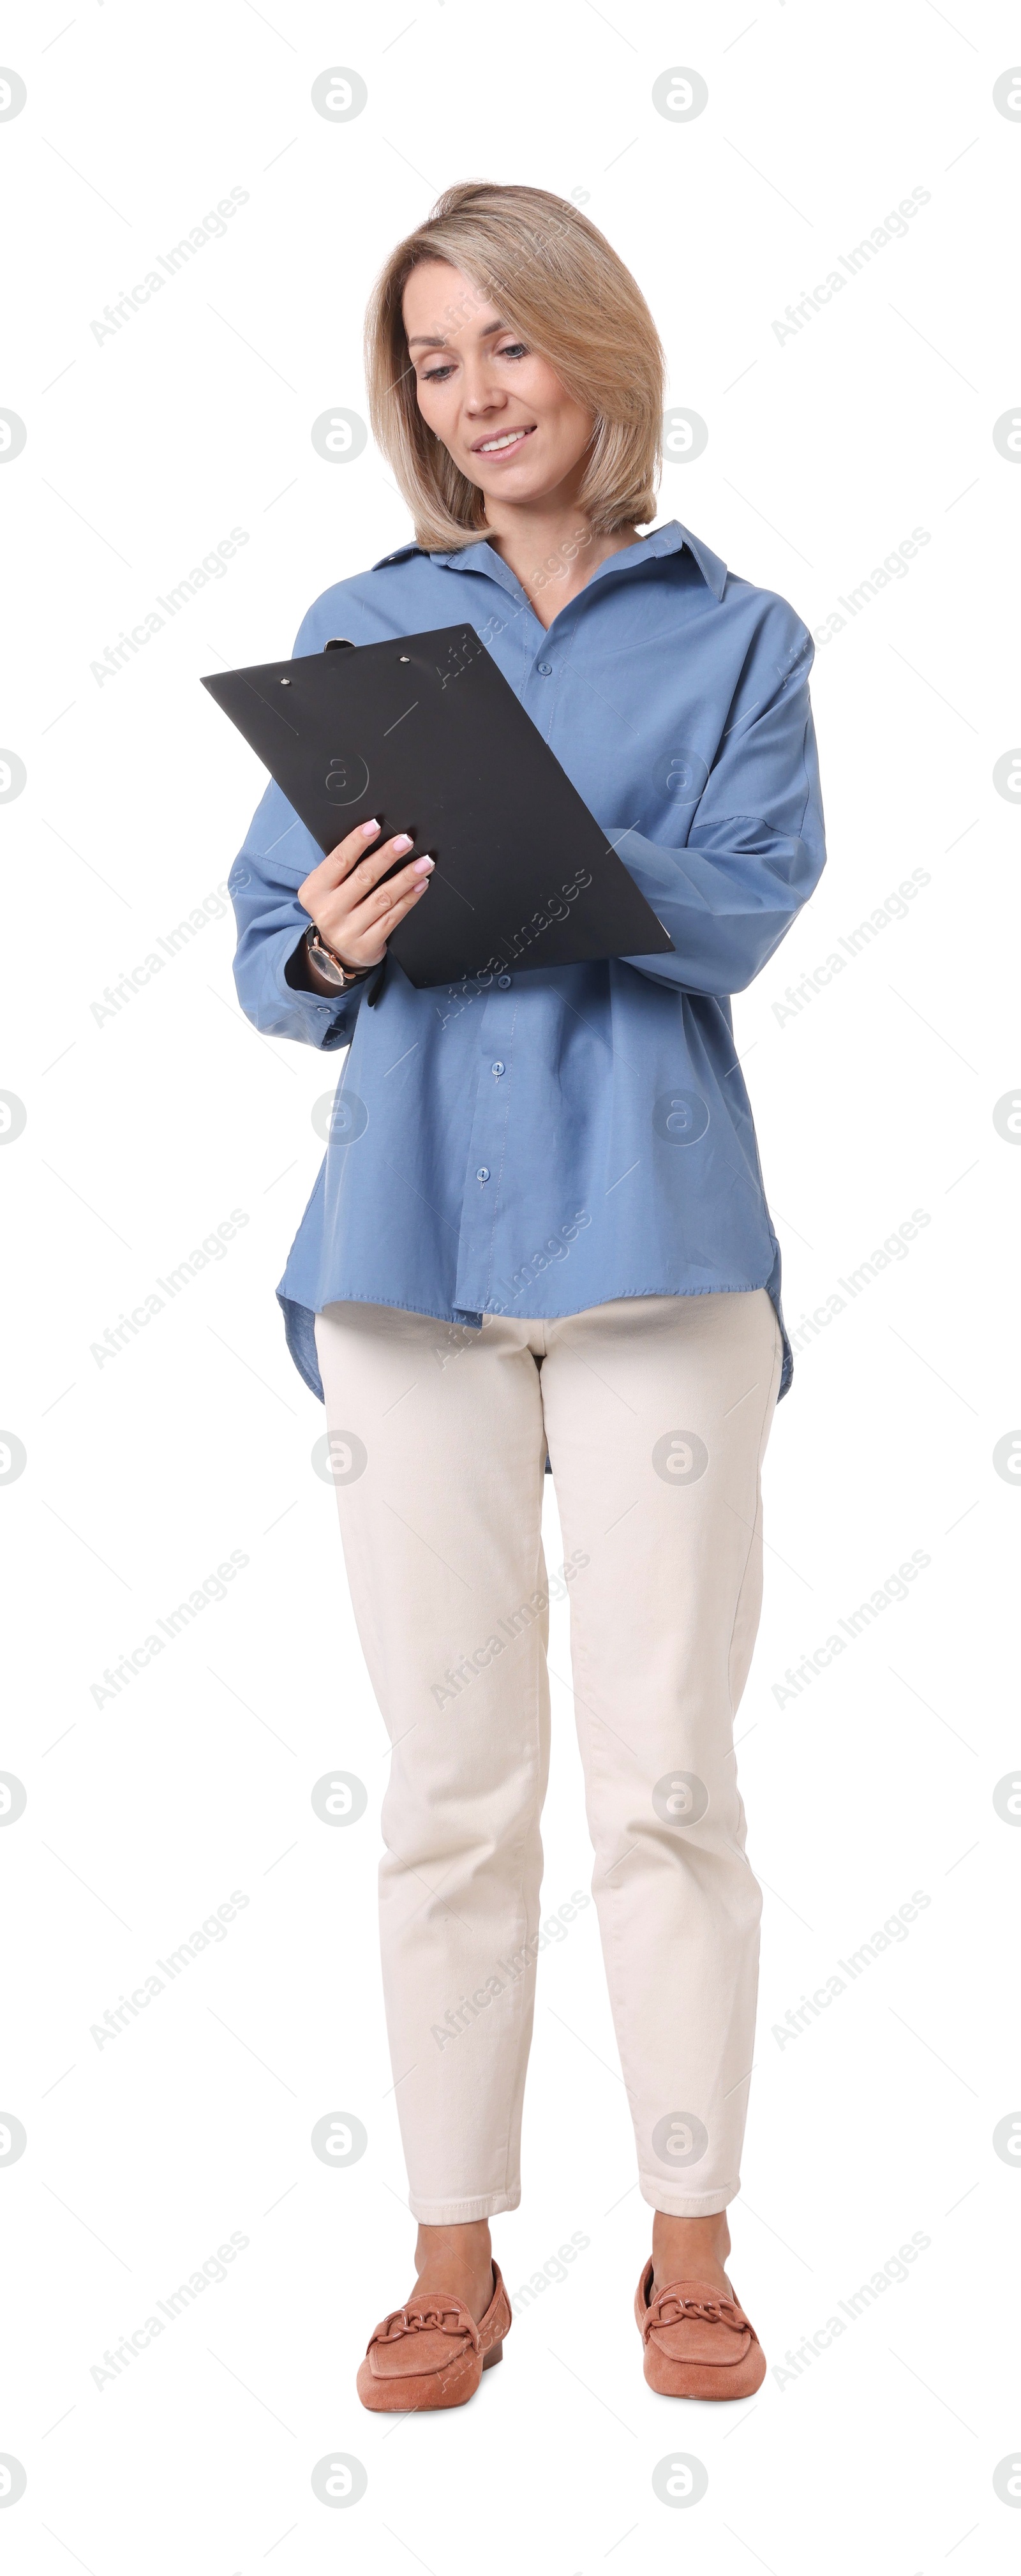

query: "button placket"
left=452, top=997, right=516, bottom=1312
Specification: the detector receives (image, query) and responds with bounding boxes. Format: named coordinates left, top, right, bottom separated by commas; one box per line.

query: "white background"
left=1, top=1, right=1017, bottom=2568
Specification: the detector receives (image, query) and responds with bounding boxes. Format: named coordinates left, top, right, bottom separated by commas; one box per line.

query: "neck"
left=479, top=486, right=641, bottom=631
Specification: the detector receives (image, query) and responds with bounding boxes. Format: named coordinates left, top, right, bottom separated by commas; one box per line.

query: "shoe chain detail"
left=372, top=2301, right=481, bottom=2351
left=642, top=2288, right=751, bottom=2344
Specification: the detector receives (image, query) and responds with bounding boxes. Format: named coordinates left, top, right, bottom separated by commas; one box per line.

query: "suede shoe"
left=635, top=2261, right=766, bottom=2399
left=357, top=2261, right=511, bottom=2412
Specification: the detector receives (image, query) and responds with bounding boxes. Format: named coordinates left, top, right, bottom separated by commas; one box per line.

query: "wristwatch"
left=305, top=922, right=370, bottom=990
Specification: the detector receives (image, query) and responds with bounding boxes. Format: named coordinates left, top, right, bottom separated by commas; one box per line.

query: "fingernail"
left=362, top=816, right=380, bottom=834
left=414, top=856, right=435, bottom=874
left=392, top=833, right=414, bottom=853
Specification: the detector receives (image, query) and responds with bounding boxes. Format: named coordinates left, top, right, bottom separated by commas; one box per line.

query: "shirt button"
left=476, top=1165, right=490, bottom=1183
left=497, top=973, right=512, bottom=988
left=491, top=1060, right=505, bottom=1077
left=537, top=661, right=552, bottom=675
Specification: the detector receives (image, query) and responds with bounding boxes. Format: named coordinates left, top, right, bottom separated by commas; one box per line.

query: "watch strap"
left=306, top=923, right=370, bottom=989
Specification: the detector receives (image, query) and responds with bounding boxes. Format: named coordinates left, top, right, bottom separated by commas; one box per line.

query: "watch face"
left=310, top=931, right=345, bottom=984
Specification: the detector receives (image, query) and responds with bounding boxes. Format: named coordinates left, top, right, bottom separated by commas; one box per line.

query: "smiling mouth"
left=473, top=425, right=536, bottom=456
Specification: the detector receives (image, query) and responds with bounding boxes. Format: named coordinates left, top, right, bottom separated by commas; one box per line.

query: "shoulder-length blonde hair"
left=364, top=181, right=666, bottom=552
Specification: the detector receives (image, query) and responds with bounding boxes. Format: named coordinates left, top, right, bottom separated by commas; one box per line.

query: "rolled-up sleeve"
left=616, top=621, right=826, bottom=995
left=229, top=777, right=366, bottom=1052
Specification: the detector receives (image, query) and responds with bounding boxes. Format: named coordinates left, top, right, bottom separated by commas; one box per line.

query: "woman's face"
left=403, top=258, right=595, bottom=513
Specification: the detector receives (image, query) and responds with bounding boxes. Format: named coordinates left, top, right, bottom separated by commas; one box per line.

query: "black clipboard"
left=202, top=624, right=674, bottom=990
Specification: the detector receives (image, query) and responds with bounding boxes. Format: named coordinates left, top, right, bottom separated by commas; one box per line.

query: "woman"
left=230, top=182, right=826, bottom=2411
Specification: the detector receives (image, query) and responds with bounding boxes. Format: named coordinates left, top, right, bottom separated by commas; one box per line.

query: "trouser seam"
left=723, top=1308, right=782, bottom=1730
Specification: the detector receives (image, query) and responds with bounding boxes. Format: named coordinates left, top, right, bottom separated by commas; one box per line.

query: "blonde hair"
left=364, top=181, right=666, bottom=552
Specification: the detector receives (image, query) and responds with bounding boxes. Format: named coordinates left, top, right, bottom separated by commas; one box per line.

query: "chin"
left=477, top=465, right=551, bottom=503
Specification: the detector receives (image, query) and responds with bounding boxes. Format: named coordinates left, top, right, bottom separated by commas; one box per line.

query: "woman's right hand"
left=298, top=817, right=434, bottom=978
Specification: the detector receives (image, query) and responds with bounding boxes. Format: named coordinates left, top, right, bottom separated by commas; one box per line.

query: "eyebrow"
left=406, top=317, right=511, bottom=350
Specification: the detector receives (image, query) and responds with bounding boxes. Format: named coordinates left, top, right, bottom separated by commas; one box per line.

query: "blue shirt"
left=229, top=519, right=826, bottom=1404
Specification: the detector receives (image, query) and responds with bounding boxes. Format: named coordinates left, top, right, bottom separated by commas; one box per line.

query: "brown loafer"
left=635, top=2261, right=766, bottom=2399
left=356, top=2262, right=511, bottom=2413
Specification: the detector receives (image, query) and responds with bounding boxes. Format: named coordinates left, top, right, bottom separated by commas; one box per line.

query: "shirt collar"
left=371, top=518, right=727, bottom=603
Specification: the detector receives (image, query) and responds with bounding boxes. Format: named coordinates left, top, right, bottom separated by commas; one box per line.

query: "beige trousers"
left=315, top=1288, right=782, bottom=2221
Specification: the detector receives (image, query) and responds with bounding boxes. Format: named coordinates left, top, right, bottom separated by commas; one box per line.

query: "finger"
left=370, top=874, right=432, bottom=933
left=344, top=857, right=433, bottom=931
left=338, top=874, right=430, bottom=957
left=314, top=816, right=386, bottom=891
left=341, top=830, right=420, bottom=902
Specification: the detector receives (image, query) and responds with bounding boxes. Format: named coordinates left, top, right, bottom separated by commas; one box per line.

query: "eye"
left=421, top=360, right=455, bottom=382
left=498, top=341, right=528, bottom=360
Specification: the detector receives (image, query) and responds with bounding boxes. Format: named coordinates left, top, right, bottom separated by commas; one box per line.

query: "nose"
left=462, top=359, right=508, bottom=416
